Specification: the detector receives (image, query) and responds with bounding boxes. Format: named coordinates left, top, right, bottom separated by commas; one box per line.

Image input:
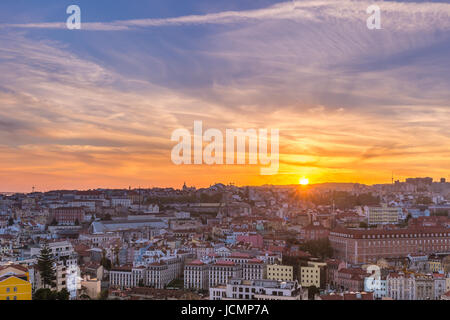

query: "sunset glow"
left=0, top=1, right=449, bottom=192
left=299, top=178, right=310, bottom=186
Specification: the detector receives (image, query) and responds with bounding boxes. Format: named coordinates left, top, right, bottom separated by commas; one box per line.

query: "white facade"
left=210, top=278, right=304, bottom=300
left=184, top=261, right=209, bottom=290
left=110, top=198, right=132, bottom=208
left=386, top=273, right=416, bottom=300
left=209, top=262, right=242, bottom=288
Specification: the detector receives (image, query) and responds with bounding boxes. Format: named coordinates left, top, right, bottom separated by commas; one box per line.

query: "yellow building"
left=428, top=259, right=442, bottom=273
left=0, top=275, right=32, bottom=300
left=267, top=264, right=293, bottom=282
left=300, top=261, right=327, bottom=288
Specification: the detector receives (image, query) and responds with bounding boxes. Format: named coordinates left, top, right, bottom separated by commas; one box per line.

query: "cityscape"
left=1, top=177, right=450, bottom=301
left=1, top=0, right=450, bottom=310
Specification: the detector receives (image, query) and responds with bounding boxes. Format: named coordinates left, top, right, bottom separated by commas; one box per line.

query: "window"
left=6, top=287, right=10, bottom=293
left=13, top=287, right=17, bottom=292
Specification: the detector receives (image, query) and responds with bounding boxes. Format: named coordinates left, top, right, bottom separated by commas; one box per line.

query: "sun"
left=299, top=178, right=309, bottom=186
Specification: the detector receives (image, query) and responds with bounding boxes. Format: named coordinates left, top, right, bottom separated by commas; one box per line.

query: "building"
left=209, top=278, right=305, bottom=300
left=89, top=219, right=167, bottom=234
left=364, top=275, right=387, bottom=299
left=407, top=253, right=428, bottom=271
left=52, top=207, right=85, bottom=225
left=80, top=275, right=101, bottom=300
left=0, top=274, right=32, bottom=300
left=30, top=241, right=75, bottom=259
left=184, top=260, right=209, bottom=291
left=415, top=274, right=434, bottom=300
left=318, top=292, right=374, bottom=300
left=329, top=227, right=450, bottom=264
left=364, top=204, right=401, bottom=225
left=335, top=268, right=368, bottom=292
left=427, top=256, right=443, bottom=273
left=325, top=259, right=346, bottom=288
left=267, top=264, right=293, bottom=282
left=109, top=266, right=135, bottom=288
left=300, top=261, right=327, bottom=289
left=146, top=261, right=176, bottom=289
left=208, top=260, right=242, bottom=288
left=236, top=233, right=264, bottom=248
left=110, top=253, right=184, bottom=290
left=301, top=222, right=330, bottom=241
left=110, top=198, right=132, bottom=207
left=0, top=264, right=32, bottom=300
left=434, top=274, right=447, bottom=300
left=386, top=272, right=416, bottom=300
left=243, top=259, right=266, bottom=281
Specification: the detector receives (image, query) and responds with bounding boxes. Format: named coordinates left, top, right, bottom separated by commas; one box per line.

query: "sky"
left=0, top=0, right=449, bottom=192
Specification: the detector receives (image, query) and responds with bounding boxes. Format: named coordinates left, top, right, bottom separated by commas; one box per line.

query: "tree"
left=307, top=285, right=320, bottom=300
left=33, top=288, right=69, bottom=300
left=33, top=288, right=52, bottom=300
left=98, top=289, right=109, bottom=300
left=299, top=239, right=334, bottom=259
left=114, top=247, right=120, bottom=266
left=7, top=217, right=14, bottom=226
left=79, top=293, right=91, bottom=300
left=100, top=251, right=112, bottom=271
left=57, top=288, right=70, bottom=300
left=74, top=219, right=80, bottom=226
left=359, top=222, right=368, bottom=229
left=37, top=246, right=56, bottom=288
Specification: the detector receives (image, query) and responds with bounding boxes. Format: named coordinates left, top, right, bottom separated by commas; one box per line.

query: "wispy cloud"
left=0, top=1, right=449, bottom=190
left=2, top=0, right=450, bottom=31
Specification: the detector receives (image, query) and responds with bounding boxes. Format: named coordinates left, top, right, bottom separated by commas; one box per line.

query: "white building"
left=210, top=278, right=305, bottom=300
left=69, top=200, right=96, bottom=212
left=386, top=272, right=416, bottom=300
left=110, top=252, right=185, bottom=290
left=209, top=260, right=242, bottom=288
left=434, top=275, right=447, bottom=300
left=184, top=260, right=209, bottom=291
left=110, top=198, right=132, bottom=208
left=243, top=259, right=266, bottom=280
